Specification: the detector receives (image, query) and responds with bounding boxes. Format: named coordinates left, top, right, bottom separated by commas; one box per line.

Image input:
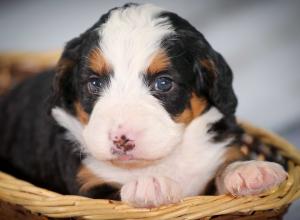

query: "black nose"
left=113, top=135, right=135, bottom=152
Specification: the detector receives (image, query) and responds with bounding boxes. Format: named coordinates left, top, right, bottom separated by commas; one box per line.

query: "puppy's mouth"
left=108, top=155, right=160, bottom=169
left=115, top=154, right=135, bottom=161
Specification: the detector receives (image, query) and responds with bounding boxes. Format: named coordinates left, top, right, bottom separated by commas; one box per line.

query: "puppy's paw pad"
left=120, top=176, right=182, bottom=208
left=224, top=161, right=287, bottom=196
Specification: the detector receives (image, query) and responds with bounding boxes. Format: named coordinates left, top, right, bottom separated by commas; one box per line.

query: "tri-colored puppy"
left=0, top=3, right=287, bottom=208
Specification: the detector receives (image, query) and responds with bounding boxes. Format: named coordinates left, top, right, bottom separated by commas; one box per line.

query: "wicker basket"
left=0, top=52, right=300, bottom=220
left=0, top=51, right=60, bottom=95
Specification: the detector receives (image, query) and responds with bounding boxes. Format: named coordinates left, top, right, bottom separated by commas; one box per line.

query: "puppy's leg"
left=120, top=176, right=182, bottom=208
left=216, top=160, right=287, bottom=196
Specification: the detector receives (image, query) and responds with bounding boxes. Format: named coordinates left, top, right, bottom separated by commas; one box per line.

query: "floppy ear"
left=51, top=36, right=84, bottom=109
left=194, top=49, right=238, bottom=116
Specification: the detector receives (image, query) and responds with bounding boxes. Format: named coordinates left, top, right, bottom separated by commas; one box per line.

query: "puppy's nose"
left=113, top=135, right=135, bottom=152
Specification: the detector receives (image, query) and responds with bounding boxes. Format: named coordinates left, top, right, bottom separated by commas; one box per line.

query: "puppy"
left=0, top=3, right=287, bottom=208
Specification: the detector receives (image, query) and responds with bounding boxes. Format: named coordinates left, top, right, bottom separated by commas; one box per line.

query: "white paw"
left=120, top=176, right=182, bottom=208
left=223, top=161, right=287, bottom=196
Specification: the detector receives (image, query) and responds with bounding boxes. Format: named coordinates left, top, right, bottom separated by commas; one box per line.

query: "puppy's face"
left=52, top=4, right=237, bottom=168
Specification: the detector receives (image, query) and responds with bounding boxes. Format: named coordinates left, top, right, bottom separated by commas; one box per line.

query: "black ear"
left=51, top=36, right=84, bottom=109
left=194, top=50, right=238, bottom=116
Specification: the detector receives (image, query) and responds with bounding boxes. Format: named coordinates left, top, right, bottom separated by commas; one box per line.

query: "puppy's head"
left=52, top=3, right=237, bottom=168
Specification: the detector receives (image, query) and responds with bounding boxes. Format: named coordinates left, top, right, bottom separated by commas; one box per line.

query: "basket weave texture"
left=0, top=52, right=300, bottom=220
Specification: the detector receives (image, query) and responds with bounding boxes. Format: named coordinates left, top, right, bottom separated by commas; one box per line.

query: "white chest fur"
left=83, top=108, right=228, bottom=197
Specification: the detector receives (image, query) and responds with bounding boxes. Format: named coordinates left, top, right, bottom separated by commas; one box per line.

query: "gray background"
left=0, top=0, right=299, bottom=219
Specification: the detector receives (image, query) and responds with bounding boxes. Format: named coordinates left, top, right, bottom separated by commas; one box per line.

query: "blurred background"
left=0, top=0, right=299, bottom=218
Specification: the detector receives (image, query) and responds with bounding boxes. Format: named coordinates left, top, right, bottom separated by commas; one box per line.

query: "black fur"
left=0, top=71, right=80, bottom=194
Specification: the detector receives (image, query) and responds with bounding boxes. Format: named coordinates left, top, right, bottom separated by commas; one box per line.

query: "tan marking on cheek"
left=174, top=108, right=193, bottom=124
left=147, top=50, right=170, bottom=75
left=88, top=48, right=111, bottom=75
left=190, top=93, right=208, bottom=117
left=74, top=102, right=89, bottom=125
left=77, top=165, right=120, bottom=193
left=175, top=93, right=207, bottom=124
left=200, top=59, right=217, bottom=77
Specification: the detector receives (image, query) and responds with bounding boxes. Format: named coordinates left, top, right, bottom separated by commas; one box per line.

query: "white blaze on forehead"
left=99, top=4, right=174, bottom=78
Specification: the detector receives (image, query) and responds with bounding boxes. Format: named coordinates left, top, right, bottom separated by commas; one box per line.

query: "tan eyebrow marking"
left=147, top=50, right=170, bottom=75
left=88, top=48, right=111, bottom=75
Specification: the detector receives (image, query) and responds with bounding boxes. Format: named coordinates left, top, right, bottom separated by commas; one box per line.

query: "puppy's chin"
left=107, top=158, right=161, bottom=169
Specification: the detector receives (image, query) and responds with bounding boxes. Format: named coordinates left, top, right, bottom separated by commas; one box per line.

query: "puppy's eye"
left=88, top=77, right=102, bottom=94
left=154, top=77, right=173, bottom=92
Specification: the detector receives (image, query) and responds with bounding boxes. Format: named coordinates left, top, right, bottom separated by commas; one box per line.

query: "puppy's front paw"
left=222, top=161, right=287, bottom=196
left=120, top=176, right=182, bottom=208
